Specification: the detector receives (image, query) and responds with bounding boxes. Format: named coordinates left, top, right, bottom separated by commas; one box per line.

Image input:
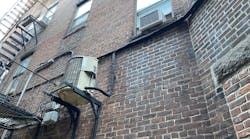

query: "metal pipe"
left=32, top=20, right=38, bottom=44
left=108, top=52, right=116, bottom=95
left=16, top=72, right=33, bottom=106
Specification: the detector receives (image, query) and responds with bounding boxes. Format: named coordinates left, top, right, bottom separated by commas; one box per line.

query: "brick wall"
left=189, top=0, right=249, bottom=138
left=223, top=65, right=250, bottom=138
left=96, top=23, right=213, bottom=139
left=1, top=0, right=249, bottom=138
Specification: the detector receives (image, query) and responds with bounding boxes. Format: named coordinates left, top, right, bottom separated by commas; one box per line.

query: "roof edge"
left=98, top=0, right=204, bottom=59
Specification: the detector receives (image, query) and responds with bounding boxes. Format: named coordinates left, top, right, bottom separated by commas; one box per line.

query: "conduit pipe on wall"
left=86, top=52, right=116, bottom=97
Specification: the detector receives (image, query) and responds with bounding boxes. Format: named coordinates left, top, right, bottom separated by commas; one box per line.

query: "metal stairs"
left=0, top=0, right=38, bottom=64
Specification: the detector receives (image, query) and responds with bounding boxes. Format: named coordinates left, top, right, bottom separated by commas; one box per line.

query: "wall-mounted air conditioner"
left=138, top=9, right=164, bottom=31
left=58, top=56, right=98, bottom=106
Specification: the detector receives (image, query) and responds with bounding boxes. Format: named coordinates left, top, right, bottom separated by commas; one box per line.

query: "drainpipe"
left=16, top=72, right=33, bottom=106
left=85, top=52, right=116, bottom=97
left=108, top=52, right=116, bottom=95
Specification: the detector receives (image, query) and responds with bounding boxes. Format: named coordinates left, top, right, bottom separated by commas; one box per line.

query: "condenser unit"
left=58, top=56, right=98, bottom=106
left=138, top=9, right=164, bottom=31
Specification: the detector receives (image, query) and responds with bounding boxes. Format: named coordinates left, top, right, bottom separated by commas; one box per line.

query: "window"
left=44, top=3, right=58, bottom=22
left=6, top=55, right=32, bottom=95
left=136, top=0, right=172, bottom=34
left=6, top=76, right=21, bottom=95
left=137, top=0, right=161, bottom=11
left=70, top=0, right=92, bottom=31
left=14, top=55, right=32, bottom=76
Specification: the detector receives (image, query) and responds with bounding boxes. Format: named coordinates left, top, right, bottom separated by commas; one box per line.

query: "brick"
left=226, top=94, right=235, bottom=102
left=137, top=131, right=151, bottom=137
left=167, top=125, right=183, bottom=133
left=231, top=107, right=241, bottom=117
left=229, top=97, right=246, bottom=109
left=244, top=119, right=250, bottom=128
left=239, top=84, right=250, bottom=96
left=238, top=128, right=250, bottom=138
left=223, top=81, right=231, bottom=90
left=226, top=83, right=240, bottom=96
left=235, top=124, right=244, bottom=131
left=2, top=0, right=250, bottom=138
left=241, top=101, right=250, bottom=112
left=239, top=76, right=250, bottom=87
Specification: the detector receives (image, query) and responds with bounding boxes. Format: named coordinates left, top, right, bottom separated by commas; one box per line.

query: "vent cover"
left=139, top=10, right=163, bottom=31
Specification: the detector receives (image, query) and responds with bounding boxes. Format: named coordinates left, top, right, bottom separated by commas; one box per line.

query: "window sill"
left=63, top=24, right=86, bottom=39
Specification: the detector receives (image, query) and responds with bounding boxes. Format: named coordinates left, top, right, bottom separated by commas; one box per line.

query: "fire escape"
left=0, top=0, right=45, bottom=65
left=0, top=1, right=115, bottom=139
left=0, top=0, right=48, bottom=138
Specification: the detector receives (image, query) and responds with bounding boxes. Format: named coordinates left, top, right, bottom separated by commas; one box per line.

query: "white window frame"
left=14, top=56, right=31, bottom=76
left=70, top=0, right=92, bottom=32
left=44, top=2, right=58, bottom=22
left=6, top=55, right=32, bottom=95
left=135, top=0, right=173, bottom=34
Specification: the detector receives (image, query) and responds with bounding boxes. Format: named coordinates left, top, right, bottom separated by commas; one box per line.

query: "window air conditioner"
left=58, top=56, right=98, bottom=106
left=138, top=9, right=164, bottom=31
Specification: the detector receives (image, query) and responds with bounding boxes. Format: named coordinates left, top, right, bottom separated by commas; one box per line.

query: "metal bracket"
left=47, top=94, right=80, bottom=139
left=45, top=81, right=110, bottom=139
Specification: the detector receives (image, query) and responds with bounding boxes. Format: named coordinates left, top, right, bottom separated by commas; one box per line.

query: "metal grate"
left=64, top=57, right=82, bottom=86
left=140, top=10, right=160, bottom=27
left=0, top=98, right=42, bottom=130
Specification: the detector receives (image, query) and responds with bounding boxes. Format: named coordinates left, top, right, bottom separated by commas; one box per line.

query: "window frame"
left=68, top=0, right=92, bottom=34
left=134, top=0, right=173, bottom=36
left=6, top=54, right=33, bottom=95
left=44, top=2, right=59, bottom=22
left=14, top=55, right=32, bottom=77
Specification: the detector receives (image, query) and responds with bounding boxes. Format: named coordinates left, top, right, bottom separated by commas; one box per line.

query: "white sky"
left=0, top=0, right=18, bottom=18
left=0, top=0, right=162, bottom=18
left=137, top=0, right=161, bottom=10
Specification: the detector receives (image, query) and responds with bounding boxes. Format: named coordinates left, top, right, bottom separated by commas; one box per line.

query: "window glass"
left=6, top=76, right=21, bottom=94
left=75, top=0, right=92, bottom=19
left=137, top=0, right=161, bottom=11
left=45, top=3, right=58, bottom=21
left=14, top=55, right=31, bottom=76
left=70, top=0, right=92, bottom=31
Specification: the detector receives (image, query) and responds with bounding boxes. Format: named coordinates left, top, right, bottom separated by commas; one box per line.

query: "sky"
left=0, top=0, right=18, bottom=18
left=137, top=0, right=161, bottom=10
left=0, top=0, right=162, bottom=19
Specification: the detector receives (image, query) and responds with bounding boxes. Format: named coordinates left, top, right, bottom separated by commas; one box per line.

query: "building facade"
left=0, top=0, right=249, bottom=139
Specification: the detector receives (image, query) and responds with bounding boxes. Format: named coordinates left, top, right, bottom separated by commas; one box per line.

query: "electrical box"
left=42, top=111, right=59, bottom=125
left=58, top=56, right=98, bottom=106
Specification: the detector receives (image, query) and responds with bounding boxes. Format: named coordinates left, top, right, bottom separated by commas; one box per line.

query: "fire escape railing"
left=0, top=0, right=44, bottom=65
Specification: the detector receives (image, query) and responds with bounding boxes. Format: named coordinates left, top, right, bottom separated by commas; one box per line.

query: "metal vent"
left=64, top=57, right=82, bottom=86
left=139, top=10, right=163, bottom=31
left=140, top=10, right=159, bottom=27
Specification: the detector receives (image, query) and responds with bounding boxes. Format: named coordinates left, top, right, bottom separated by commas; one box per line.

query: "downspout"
left=108, top=52, right=116, bottom=95
left=16, top=72, right=33, bottom=106
left=85, top=52, right=116, bottom=97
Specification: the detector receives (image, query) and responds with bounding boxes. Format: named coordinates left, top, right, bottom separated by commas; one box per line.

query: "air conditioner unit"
left=58, top=56, right=98, bottom=106
left=138, top=10, right=164, bottom=31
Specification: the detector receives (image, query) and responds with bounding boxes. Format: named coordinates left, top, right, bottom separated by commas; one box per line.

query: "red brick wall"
left=223, top=65, right=250, bottom=138
left=1, top=0, right=249, bottom=139
left=189, top=0, right=249, bottom=138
